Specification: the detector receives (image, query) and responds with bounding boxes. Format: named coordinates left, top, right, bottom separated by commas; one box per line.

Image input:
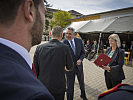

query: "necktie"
left=32, top=64, right=37, bottom=77
left=70, top=40, right=75, bottom=54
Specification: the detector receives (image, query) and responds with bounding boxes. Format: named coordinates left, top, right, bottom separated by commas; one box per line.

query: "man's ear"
left=23, top=0, right=35, bottom=22
left=60, top=33, right=63, bottom=38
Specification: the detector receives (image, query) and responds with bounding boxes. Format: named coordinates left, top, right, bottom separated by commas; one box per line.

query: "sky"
left=47, top=0, right=133, bottom=15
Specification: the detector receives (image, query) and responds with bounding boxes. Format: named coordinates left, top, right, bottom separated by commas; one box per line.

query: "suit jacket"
left=120, top=44, right=128, bottom=51
left=85, top=44, right=92, bottom=52
left=0, top=43, right=54, bottom=100
left=62, top=38, right=85, bottom=64
left=33, top=39, right=73, bottom=94
left=91, top=44, right=98, bottom=53
left=105, top=47, right=125, bottom=81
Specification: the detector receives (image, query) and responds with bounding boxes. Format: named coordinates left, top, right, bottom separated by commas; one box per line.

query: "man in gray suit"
left=33, top=26, right=73, bottom=100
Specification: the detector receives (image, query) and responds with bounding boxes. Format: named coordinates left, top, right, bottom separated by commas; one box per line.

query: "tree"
left=50, top=10, right=72, bottom=28
left=45, top=19, right=49, bottom=30
left=44, top=0, right=51, bottom=8
left=43, top=0, right=52, bottom=35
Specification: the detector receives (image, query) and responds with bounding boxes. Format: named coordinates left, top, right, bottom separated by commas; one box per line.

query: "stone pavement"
left=30, top=41, right=133, bottom=100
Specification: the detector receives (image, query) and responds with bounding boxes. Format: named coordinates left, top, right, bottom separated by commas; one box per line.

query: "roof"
left=70, top=7, right=133, bottom=21
left=68, top=10, right=83, bottom=16
left=47, top=8, right=83, bottom=16
left=47, top=8, right=60, bottom=12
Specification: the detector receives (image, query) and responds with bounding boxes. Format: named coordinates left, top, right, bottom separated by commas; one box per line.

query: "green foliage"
left=43, top=0, right=52, bottom=31
left=44, top=0, right=51, bottom=8
left=45, top=13, right=53, bottom=19
left=50, top=10, right=72, bottom=28
left=45, top=19, right=49, bottom=30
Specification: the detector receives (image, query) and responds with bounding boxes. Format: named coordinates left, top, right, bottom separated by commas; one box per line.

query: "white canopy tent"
left=63, top=20, right=90, bottom=33
left=77, top=17, right=117, bottom=33
left=76, top=15, right=133, bottom=34
left=64, top=15, right=133, bottom=34
left=103, top=15, right=133, bottom=33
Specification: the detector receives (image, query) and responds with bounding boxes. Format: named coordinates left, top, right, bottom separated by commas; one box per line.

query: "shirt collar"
left=68, top=38, right=75, bottom=42
left=0, top=38, right=32, bottom=69
left=68, top=38, right=75, bottom=45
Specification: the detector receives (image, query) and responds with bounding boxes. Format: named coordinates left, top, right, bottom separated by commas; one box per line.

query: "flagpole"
left=96, top=33, right=102, bottom=59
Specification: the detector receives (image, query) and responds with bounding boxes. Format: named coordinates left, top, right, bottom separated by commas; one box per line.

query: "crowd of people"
left=84, top=39, right=133, bottom=62
left=0, top=0, right=133, bottom=100
left=34, top=28, right=133, bottom=100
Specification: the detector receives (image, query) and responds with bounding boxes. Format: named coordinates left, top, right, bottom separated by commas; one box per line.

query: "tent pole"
left=96, top=33, right=102, bottom=58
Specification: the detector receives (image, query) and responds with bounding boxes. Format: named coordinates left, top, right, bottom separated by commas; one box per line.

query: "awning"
left=103, top=15, right=133, bottom=34
left=63, top=20, right=90, bottom=33
left=78, top=17, right=117, bottom=33
left=64, top=15, right=133, bottom=34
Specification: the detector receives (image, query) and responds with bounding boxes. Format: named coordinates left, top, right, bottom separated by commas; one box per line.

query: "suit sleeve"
left=79, top=39, right=85, bottom=61
left=66, top=46, right=74, bottom=70
left=33, top=46, right=40, bottom=77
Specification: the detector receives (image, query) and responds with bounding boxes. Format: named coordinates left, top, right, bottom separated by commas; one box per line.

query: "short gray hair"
left=108, top=34, right=121, bottom=47
left=51, top=26, right=63, bottom=37
left=67, top=27, right=75, bottom=33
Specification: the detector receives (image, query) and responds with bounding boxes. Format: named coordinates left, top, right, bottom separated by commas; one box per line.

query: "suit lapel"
left=66, top=40, right=71, bottom=48
left=65, top=39, right=75, bottom=55
left=74, top=38, right=77, bottom=55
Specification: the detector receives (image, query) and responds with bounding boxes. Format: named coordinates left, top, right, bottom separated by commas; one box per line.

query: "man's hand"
left=92, top=50, right=95, bottom=52
left=77, top=59, right=82, bottom=65
left=65, top=66, right=70, bottom=72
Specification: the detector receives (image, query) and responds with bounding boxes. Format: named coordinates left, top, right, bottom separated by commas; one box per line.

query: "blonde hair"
left=108, top=34, right=121, bottom=47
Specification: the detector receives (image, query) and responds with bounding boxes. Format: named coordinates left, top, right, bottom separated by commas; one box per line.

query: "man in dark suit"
left=63, top=27, right=88, bottom=100
left=88, top=40, right=98, bottom=60
left=84, top=39, right=92, bottom=58
left=0, top=0, right=54, bottom=100
left=33, top=26, right=73, bottom=100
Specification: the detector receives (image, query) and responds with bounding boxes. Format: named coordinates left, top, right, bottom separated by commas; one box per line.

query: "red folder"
left=94, top=53, right=112, bottom=67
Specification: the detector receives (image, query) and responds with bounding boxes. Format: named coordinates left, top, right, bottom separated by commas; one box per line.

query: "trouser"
left=51, top=92, right=65, bottom=100
left=105, top=72, right=122, bottom=89
left=66, top=64, right=86, bottom=100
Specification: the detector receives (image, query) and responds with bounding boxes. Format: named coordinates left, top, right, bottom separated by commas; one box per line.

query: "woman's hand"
left=65, top=66, right=70, bottom=72
left=102, top=65, right=111, bottom=72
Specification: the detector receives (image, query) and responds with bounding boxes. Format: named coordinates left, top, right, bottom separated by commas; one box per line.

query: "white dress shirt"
left=0, top=38, right=32, bottom=69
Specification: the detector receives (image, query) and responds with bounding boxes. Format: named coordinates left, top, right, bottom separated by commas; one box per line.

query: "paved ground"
left=30, top=41, right=133, bottom=100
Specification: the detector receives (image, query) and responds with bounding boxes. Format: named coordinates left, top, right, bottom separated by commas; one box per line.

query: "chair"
left=124, top=51, right=130, bottom=65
